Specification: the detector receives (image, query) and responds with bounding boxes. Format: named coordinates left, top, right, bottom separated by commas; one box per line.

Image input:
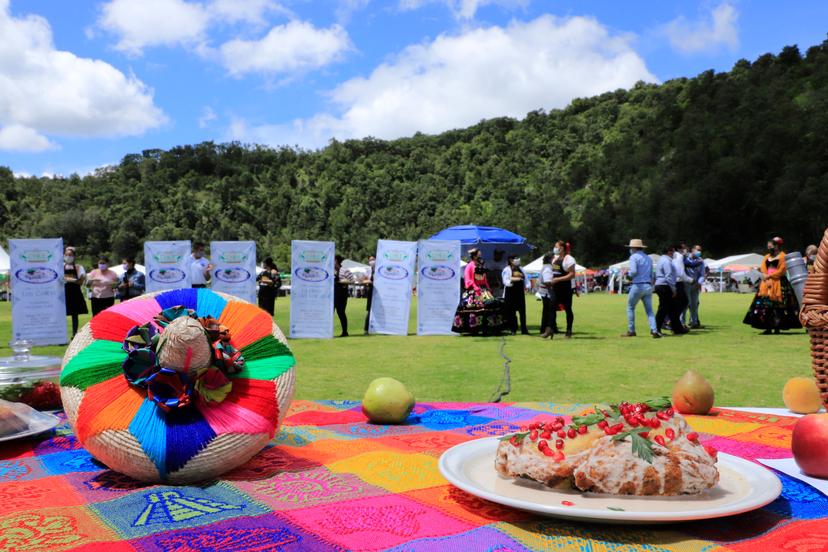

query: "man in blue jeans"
left=621, top=239, right=661, bottom=338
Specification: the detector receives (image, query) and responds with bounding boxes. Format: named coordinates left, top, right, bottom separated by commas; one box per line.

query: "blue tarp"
left=429, top=225, right=533, bottom=257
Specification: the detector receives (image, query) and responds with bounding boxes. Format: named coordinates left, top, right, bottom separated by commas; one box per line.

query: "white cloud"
left=0, top=125, right=56, bottom=152
left=198, top=106, right=217, bottom=128
left=399, top=0, right=528, bottom=20
left=219, top=20, right=350, bottom=76
left=229, top=15, right=655, bottom=148
left=208, top=0, right=290, bottom=26
left=662, top=3, right=739, bottom=54
left=98, top=0, right=211, bottom=55
left=0, top=2, right=165, bottom=152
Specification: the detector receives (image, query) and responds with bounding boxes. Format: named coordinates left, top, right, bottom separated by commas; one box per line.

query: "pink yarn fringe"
left=107, top=298, right=163, bottom=324
left=200, top=400, right=276, bottom=437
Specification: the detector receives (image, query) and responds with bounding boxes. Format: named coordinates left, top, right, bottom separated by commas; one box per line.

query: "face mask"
left=123, top=263, right=130, bottom=271
left=98, top=263, right=108, bottom=271
left=514, top=259, right=521, bottom=266
left=368, top=260, right=375, bottom=267
left=810, top=255, right=817, bottom=262
left=194, top=252, right=203, bottom=259
left=768, top=246, right=775, bottom=253
left=64, top=255, right=74, bottom=263
left=694, top=251, right=702, bottom=258
left=553, top=247, right=561, bottom=255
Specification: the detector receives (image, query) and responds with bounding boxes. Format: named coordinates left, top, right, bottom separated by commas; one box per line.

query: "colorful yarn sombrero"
left=59, top=289, right=295, bottom=484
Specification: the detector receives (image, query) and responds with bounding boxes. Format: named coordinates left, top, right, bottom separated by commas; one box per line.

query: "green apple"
left=362, top=377, right=415, bottom=424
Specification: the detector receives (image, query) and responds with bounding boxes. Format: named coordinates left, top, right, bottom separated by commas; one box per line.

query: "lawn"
left=0, top=292, right=812, bottom=406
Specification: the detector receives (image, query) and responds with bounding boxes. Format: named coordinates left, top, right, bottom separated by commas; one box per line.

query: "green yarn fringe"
left=233, top=355, right=295, bottom=381
left=60, top=340, right=128, bottom=390
left=241, top=335, right=293, bottom=361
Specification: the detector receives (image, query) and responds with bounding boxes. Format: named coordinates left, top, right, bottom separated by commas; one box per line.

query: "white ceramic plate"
left=0, top=410, right=60, bottom=443
left=439, top=437, right=782, bottom=524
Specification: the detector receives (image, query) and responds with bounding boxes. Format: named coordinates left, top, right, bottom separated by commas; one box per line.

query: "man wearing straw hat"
left=621, top=239, right=661, bottom=338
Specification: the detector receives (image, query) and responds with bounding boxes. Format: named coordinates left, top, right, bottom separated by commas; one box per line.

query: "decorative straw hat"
left=626, top=239, right=647, bottom=249
left=60, top=289, right=295, bottom=484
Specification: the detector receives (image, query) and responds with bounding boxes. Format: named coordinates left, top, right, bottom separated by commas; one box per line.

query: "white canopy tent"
left=0, top=244, right=9, bottom=273
left=523, top=255, right=586, bottom=275
left=111, top=263, right=146, bottom=277
left=706, top=253, right=764, bottom=271
left=342, top=259, right=371, bottom=278
left=608, top=254, right=661, bottom=272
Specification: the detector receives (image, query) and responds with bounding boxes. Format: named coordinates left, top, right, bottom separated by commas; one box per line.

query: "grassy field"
left=0, top=293, right=811, bottom=406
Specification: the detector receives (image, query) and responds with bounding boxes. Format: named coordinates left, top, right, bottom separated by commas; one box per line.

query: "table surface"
left=1, top=401, right=825, bottom=551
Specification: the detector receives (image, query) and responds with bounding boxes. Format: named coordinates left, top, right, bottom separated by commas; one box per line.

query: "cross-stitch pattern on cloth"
left=1, top=402, right=825, bottom=552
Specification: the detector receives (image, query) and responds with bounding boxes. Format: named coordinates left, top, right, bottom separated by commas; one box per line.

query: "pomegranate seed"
left=578, top=425, right=588, bottom=434
left=704, top=445, right=717, bottom=458
left=561, top=500, right=575, bottom=507
left=612, top=423, right=625, bottom=432
left=542, top=447, right=555, bottom=457
left=557, top=430, right=566, bottom=438
left=553, top=451, right=565, bottom=462
left=650, top=419, right=661, bottom=429
left=597, top=420, right=608, bottom=429
left=538, top=439, right=548, bottom=450
left=639, top=431, right=649, bottom=439
left=567, top=428, right=577, bottom=439
left=556, top=417, right=565, bottom=426
left=529, top=422, right=540, bottom=430
left=603, top=427, right=613, bottom=435
left=530, top=429, right=538, bottom=441
left=510, top=436, right=520, bottom=447
left=687, top=432, right=699, bottom=442
left=656, top=411, right=668, bottom=420
left=555, top=439, right=564, bottom=449
left=654, top=435, right=666, bottom=447
left=627, top=417, right=639, bottom=427
left=665, top=428, right=675, bottom=441
left=666, top=407, right=674, bottom=417
left=541, top=431, right=552, bottom=440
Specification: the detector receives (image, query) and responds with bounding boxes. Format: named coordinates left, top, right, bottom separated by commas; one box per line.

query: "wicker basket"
left=800, top=229, right=828, bottom=409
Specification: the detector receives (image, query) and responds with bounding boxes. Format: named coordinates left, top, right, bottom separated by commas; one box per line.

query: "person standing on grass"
left=501, top=255, right=529, bottom=335
left=621, top=239, right=660, bottom=338
left=655, top=245, right=686, bottom=335
left=806, top=244, right=818, bottom=274
left=743, top=237, right=802, bottom=334
left=63, top=246, right=88, bottom=338
left=190, top=242, right=212, bottom=289
left=364, top=255, right=375, bottom=335
left=684, top=244, right=706, bottom=328
left=117, top=256, right=145, bottom=302
left=86, top=255, right=119, bottom=316
left=334, top=255, right=354, bottom=337
left=256, top=257, right=281, bottom=316
left=672, top=243, right=701, bottom=331
left=549, top=241, right=576, bottom=339
left=538, top=254, right=555, bottom=338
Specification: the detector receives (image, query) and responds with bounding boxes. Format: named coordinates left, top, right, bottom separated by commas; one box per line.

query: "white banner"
left=210, top=241, right=256, bottom=304
left=369, top=240, right=417, bottom=335
left=10, top=238, right=67, bottom=345
left=416, top=239, right=461, bottom=335
left=290, top=240, right=335, bottom=339
left=144, top=241, right=192, bottom=292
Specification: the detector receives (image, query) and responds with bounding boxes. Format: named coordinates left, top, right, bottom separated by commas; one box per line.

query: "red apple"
left=792, top=414, right=828, bottom=478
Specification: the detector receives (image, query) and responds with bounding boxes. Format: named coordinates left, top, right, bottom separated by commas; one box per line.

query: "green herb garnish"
left=499, top=431, right=529, bottom=444
left=643, top=396, right=672, bottom=410
left=612, top=427, right=654, bottom=463
left=571, top=412, right=605, bottom=428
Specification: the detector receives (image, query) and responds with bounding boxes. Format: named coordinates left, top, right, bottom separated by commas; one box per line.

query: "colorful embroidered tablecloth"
left=1, top=401, right=825, bottom=551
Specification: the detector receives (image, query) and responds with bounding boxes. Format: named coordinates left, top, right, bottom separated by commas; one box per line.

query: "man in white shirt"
left=501, top=255, right=529, bottom=335
left=190, top=242, right=213, bottom=288
left=539, top=254, right=555, bottom=338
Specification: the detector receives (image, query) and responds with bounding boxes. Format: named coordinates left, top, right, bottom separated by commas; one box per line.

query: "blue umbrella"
left=429, top=225, right=534, bottom=258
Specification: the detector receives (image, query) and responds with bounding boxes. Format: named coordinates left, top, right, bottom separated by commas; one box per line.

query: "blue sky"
left=1, top=0, right=826, bottom=176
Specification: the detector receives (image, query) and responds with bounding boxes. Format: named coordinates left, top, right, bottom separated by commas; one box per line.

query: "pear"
left=672, top=370, right=715, bottom=415
left=362, top=377, right=415, bottom=424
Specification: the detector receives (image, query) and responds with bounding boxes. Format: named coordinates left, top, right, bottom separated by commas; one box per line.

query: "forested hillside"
left=2, top=41, right=827, bottom=266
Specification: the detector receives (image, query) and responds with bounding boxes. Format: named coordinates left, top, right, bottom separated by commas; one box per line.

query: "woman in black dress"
left=63, top=246, right=88, bottom=337
left=743, top=237, right=802, bottom=334
left=256, top=257, right=281, bottom=316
